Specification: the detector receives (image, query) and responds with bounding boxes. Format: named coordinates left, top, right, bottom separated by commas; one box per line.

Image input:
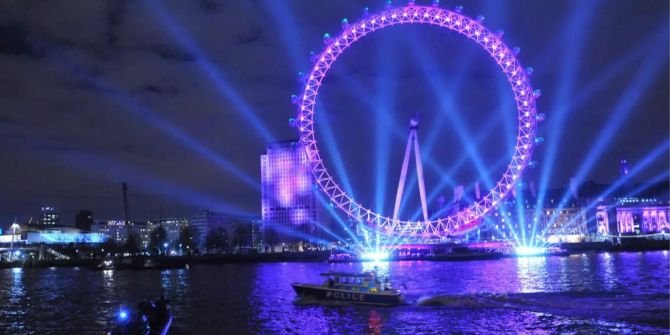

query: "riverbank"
left=1, top=239, right=667, bottom=269
left=0, top=251, right=332, bottom=269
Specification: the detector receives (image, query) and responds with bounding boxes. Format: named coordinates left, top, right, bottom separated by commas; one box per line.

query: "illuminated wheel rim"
left=297, top=4, right=538, bottom=237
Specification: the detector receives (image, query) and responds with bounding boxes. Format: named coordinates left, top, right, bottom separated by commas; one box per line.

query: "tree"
left=205, top=226, right=229, bottom=254
left=264, top=228, right=279, bottom=253
left=232, top=224, right=251, bottom=251
left=178, top=227, right=196, bottom=254
left=123, top=232, right=140, bottom=255
left=149, top=224, right=168, bottom=255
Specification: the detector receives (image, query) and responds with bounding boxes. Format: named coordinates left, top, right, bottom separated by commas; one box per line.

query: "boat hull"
left=292, top=284, right=401, bottom=306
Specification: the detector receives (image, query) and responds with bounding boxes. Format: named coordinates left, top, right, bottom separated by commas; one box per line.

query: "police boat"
left=291, top=271, right=402, bottom=306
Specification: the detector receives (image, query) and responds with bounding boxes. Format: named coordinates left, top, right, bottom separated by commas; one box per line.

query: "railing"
left=46, top=248, right=71, bottom=260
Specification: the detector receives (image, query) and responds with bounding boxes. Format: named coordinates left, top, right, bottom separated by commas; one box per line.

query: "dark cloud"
left=141, top=84, right=179, bottom=96
left=198, top=0, right=221, bottom=13
left=61, top=76, right=116, bottom=95
left=0, top=23, right=44, bottom=57
left=0, top=114, right=16, bottom=124
left=235, top=25, right=265, bottom=46
left=104, top=0, right=128, bottom=47
left=133, top=44, right=195, bottom=62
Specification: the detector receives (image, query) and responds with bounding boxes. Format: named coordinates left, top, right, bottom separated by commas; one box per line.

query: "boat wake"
left=415, top=294, right=500, bottom=308
left=414, top=291, right=669, bottom=329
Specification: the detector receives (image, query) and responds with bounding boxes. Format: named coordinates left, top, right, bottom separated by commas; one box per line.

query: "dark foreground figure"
left=109, top=296, right=172, bottom=335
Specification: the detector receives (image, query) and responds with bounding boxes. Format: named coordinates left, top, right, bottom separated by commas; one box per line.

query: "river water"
left=0, top=251, right=668, bottom=334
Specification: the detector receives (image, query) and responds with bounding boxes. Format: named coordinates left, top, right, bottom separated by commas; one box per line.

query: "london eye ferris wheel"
left=293, top=1, right=542, bottom=238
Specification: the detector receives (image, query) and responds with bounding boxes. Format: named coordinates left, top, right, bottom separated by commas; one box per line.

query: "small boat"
left=292, top=271, right=402, bottom=306
left=98, top=259, right=116, bottom=270
left=113, top=257, right=159, bottom=269
left=108, top=296, right=172, bottom=335
left=96, top=257, right=161, bottom=270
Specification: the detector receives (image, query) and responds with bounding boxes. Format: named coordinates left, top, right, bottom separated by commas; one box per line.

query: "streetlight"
left=163, top=242, right=168, bottom=255
left=9, top=222, right=20, bottom=262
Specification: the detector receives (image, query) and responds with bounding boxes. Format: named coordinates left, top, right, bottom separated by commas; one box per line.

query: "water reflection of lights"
left=515, top=246, right=546, bottom=256
left=161, top=270, right=171, bottom=290
left=600, top=252, right=616, bottom=290
left=368, top=309, right=383, bottom=335
left=8, top=266, right=26, bottom=330
left=11, top=267, right=24, bottom=300
left=102, top=269, right=115, bottom=290
left=362, top=261, right=389, bottom=275
left=176, top=269, right=188, bottom=287
left=515, top=256, right=548, bottom=293
left=172, top=269, right=190, bottom=303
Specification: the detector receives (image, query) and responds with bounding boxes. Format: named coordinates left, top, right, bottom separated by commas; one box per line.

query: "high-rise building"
left=91, top=220, right=128, bottom=245
left=129, top=222, right=153, bottom=250
left=39, top=206, right=59, bottom=225
left=261, top=140, right=328, bottom=249
left=75, top=210, right=94, bottom=231
left=147, top=218, right=188, bottom=246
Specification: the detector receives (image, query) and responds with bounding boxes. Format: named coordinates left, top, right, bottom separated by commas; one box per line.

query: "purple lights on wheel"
left=296, top=4, right=540, bottom=237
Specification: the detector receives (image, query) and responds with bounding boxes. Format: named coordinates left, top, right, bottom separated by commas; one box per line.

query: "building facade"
left=129, top=222, right=153, bottom=250
left=147, top=218, right=188, bottom=246
left=75, top=210, right=94, bottom=231
left=0, top=224, right=104, bottom=246
left=91, top=220, right=128, bottom=245
left=190, top=211, right=259, bottom=250
left=40, top=206, right=59, bottom=225
left=261, top=140, right=328, bottom=250
left=91, top=219, right=189, bottom=251
left=616, top=205, right=669, bottom=234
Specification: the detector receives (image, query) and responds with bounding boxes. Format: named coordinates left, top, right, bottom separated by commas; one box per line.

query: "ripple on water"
left=0, top=251, right=667, bottom=334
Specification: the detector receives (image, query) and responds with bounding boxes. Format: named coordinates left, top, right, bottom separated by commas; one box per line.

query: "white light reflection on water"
left=160, top=269, right=171, bottom=290
left=96, top=269, right=117, bottom=330
left=10, top=268, right=24, bottom=304
left=599, top=252, right=617, bottom=290
left=101, top=269, right=116, bottom=305
left=515, top=256, right=548, bottom=293
left=362, top=261, right=389, bottom=275
left=3, top=268, right=27, bottom=331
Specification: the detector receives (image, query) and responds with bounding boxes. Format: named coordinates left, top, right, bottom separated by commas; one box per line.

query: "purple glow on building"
left=617, top=206, right=670, bottom=234
left=261, top=141, right=327, bottom=246
left=595, top=205, right=610, bottom=235
left=291, top=208, right=309, bottom=225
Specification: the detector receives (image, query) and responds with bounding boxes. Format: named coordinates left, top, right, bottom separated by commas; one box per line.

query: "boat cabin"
left=320, top=272, right=391, bottom=293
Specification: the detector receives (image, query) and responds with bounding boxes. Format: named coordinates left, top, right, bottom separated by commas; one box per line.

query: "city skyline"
left=0, top=1, right=668, bottom=226
left=0, top=2, right=668, bottom=334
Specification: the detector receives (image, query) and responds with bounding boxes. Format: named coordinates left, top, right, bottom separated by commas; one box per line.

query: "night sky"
left=0, top=0, right=668, bottom=227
